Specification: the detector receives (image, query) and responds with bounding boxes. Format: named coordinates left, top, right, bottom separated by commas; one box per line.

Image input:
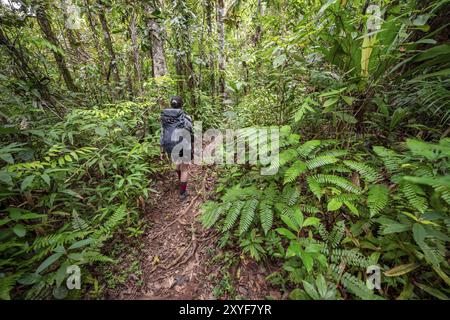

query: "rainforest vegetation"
left=0, top=0, right=449, bottom=300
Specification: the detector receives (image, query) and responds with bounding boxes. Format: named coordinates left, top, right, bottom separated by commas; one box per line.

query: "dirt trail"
left=107, top=159, right=274, bottom=300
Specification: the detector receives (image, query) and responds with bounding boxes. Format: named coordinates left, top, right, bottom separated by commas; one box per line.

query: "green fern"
left=373, top=146, right=402, bottom=173
left=316, top=149, right=348, bottom=158
left=93, top=205, right=128, bottom=240
left=312, top=174, right=362, bottom=194
left=239, top=199, right=259, bottom=235
left=282, top=185, right=301, bottom=206
left=284, top=160, right=307, bottom=184
left=297, top=140, right=321, bottom=158
left=401, top=182, right=428, bottom=213
left=327, top=221, right=346, bottom=248
left=200, top=201, right=230, bottom=229
left=300, top=204, right=321, bottom=214
left=406, top=139, right=450, bottom=161
left=0, top=275, right=17, bottom=300
left=307, top=175, right=322, bottom=199
left=307, top=156, right=339, bottom=170
left=259, top=200, right=273, bottom=235
left=367, top=184, right=389, bottom=217
left=279, top=149, right=299, bottom=166
left=71, top=211, right=90, bottom=231
left=324, top=248, right=372, bottom=268
left=223, top=200, right=245, bottom=231
left=343, top=160, right=381, bottom=182
left=330, top=264, right=383, bottom=300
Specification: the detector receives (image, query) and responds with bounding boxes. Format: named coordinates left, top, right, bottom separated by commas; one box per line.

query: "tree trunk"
left=217, top=0, right=225, bottom=103
left=84, top=0, right=102, bottom=59
left=206, top=0, right=216, bottom=104
left=254, top=0, right=264, bottom=45
left=129, top=7, right=142, bottom=94
left=97, top=2, right=121, bottom=93
left=145, top=1, right=168, bottom=79
left=35, top=2, right=78, bottom=92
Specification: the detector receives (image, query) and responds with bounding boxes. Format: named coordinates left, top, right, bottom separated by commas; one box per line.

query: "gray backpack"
left=160, top=108, right=193, bottom=154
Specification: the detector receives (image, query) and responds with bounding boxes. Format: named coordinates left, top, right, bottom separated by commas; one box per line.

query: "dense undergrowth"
left=1, top=0, right=449, bottom=300
left=200, top=0, right=450, bottom=300
left=0, top=101, right=163, bottom=299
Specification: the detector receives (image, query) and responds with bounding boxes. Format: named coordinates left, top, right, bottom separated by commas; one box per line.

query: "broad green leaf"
left=13, top=224, right=26, bottom=237
left=36, top=252, right=63, bottom=274
left=20, top=175, right=35, bottom=191
left=302, top=280, right=319, bottom=299
left=0, top=170, right=13, bottom=185
left=18, top=273, right=42, bottom=285
left=0, top=153, right=14, bottom=164
left=281, top=214, right=299, bottom=232
left=276, top=228, right=296, bottom=240
left=41, top=173, right=51, bottom=187
left=327, top=199, right=342, bottom=211
left=412, top=223, right=426, bottom=244
left=415, top=282, right=449, bottom=300
left=68, top=238, right=94, bottom=250
left=286, top=241, right=302, bottom=258
left=384, top=263, right=420, bottom=277
left=315, top=274, right=327, bottom=298
left=299, top=251, right=314, bottom=273
left=303, top=217, right=320, bottom=227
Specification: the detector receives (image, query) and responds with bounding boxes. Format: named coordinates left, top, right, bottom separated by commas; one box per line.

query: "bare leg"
left=180, top=163, right=189, bottom=182
left=179, top=163, right=189, bottom=199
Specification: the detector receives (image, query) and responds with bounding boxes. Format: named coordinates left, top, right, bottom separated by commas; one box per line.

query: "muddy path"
left=104, top=161, right=275, bottom=300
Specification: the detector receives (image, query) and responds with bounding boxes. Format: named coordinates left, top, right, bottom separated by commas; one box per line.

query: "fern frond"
left=343, top=160, right=381, bottom=182
left=0, top=275, right=17, bottom=300
left=327, top=221, right=345, bottom=248
left=321, top=164, right=353, bottom=174
left=274, top=202, right=296, bottom=221
left=284, top=160, right=307, bottom=184
left=263, top=183, right=278, bottom=202
left=316, top=149, right=348, bottom=158
left=406, top=139, right=450, bottom=161
left=279, top=149, right=299, bottom=166
left=307, top=156, right=339, bottom=170
left=332, top=193, right=360, bottom=202
left=307, top=176, right=322, bottom=199
left=31, top=230, right=91, bottom=252
left=367, top=184, right=389, bottom=217
left=259, top=201, right=273, bottom=235
left=373, top=146, right=402, bottom=173
left=200, top=201, right=230, bottom=229
left=318, top=223, right=329, bottom=241
left=72, top=211, right=90, bottom=231
left=223, top=200, right=245, bottom=231
left=313, top=174, right=362, bottom=194
left=239, top=199, right=259, bottom=235
left=300, top=204, right=321, bottom=214
left=401, top=182, right=428, bottom=213
left=330, top=264, right=383, bottom=300
left=324, top=248, right=372, bottom=268
left=282, top=185, right=301, bottom=206
left=93, top=205, right=128, bottom=240
left=297, top=140, right=321, bottom=158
